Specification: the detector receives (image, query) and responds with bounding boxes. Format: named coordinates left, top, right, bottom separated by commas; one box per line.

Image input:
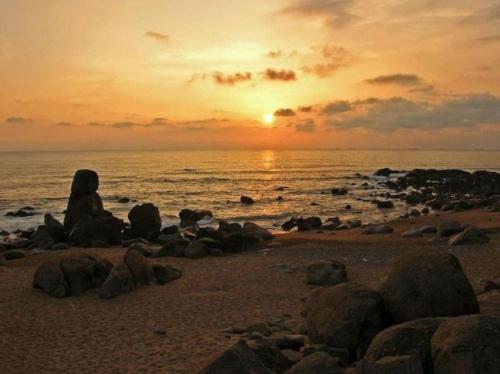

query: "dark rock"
left=128, top=241, right=156, bottom=257
left=70, top=169, right=99, bottom=195
left=419, top=225, right=437, bottom=234
left=5, top=209, right=36, bottom=217
left=218, top=220, right=242, bottom=234
left=377, top=200, right=394, bottom=209
left=331, top=187, right=348, bottom=196
left=199, top=340, right=272, bottom=374
left=296, top=217, right=322, bottom=231
left=68, top=212, right=123, bottom=247
left=161, top=225, right=179, bottom=235
left=242, top=222, right=273, bottom=241
left=117, top=197, right=130, bottom=203
left=91, top=239, right=111, bottom=248
left=124, top=249, right=154, bottom=287
left=99, top=263, right=134, bottom=299
left=306, top=260, right=347, bottom=286
left=185, top=238, right=219, bottom=259
left=3, top=250, right=26, bottom=260
left=401, top=228, right=422, bottom=238
left=437, top=221, right=464, bottom=237
left=431, top=315, right=500, bottom=374
left=374, top=168, right=399, bottom=177
left=155, top=237, right=190, bottom=258
left=128, top=203, right=162, bottom=238
left=307, top=282, right=386, bottom=359
left=448, top=226, right=490, bottom=246
left=44, top=213, right=66, bottom=242
left=362, top=225, right=394, bottom=235
left=59, top=255, right=111, bottom=296
left=240, top=196, right=255, bottom=205
left=0, top=254, right=6, bottom=265
left=33, top=262, right=70, bottom=298
left=285, top=352, right=342, bottom=374
left=151, top=264, right=182, bottom=285
left=179, top=208, right=213, bottom=227
left=364, top=318, right=445, bottom=372
left=32, top=225, right=55, bottom=249
left=52, top=242, right=70, bottom=250
left=379, top=251, right=479, bottom=324
left=282, top=218, right=297, bottom=231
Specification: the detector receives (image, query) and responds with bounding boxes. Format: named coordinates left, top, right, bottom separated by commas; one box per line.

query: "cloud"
left=213, top=72, right=252, bottom=85
left=365, top=74, right=424, bottom=86
left=144, top=31, right=169, bottom=42
left=5, top=117, right=34, bottom=124
left=322, top=100, right=353, bottom=114
left=324, top=93, right=500, bottom=132
left=280, top=0, right=359, bottom=29
left=474, top=34, right=500, bottom=43
left=274, top=108, right=296, bottom=117
left=266, top=49, right=297, bottom=58
left=298, top=106, right=314, bottom=113
left=295, top=119, right=317, bottom=132
left=302, top=45, right=353, bottom=78
left=264, top=68, right=297, bottom=81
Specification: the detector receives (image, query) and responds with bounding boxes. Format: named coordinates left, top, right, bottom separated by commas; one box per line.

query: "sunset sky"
left=1, top=0, right=499, bottom=151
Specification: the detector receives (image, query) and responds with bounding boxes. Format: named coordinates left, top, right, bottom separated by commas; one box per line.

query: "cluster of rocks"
left=1, top=169, right=275, bottom=263
left=202, top=251, right=500, bottom=373
left=373, top=168, right=500, bottom=213
left=281, top=216, right=361, bottom=232
left=33, top=249, right=181, bottom=299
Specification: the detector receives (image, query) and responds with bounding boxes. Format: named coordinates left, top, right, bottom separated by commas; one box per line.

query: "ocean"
left=1, top=149, right=500, bottom=231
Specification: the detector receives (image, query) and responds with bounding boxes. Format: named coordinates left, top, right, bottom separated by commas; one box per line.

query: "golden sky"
left=1, top=0, right=499, bottom=150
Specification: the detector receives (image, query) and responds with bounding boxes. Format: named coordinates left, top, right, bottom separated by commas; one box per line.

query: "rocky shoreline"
left=1, top=168, right=500, bottom=373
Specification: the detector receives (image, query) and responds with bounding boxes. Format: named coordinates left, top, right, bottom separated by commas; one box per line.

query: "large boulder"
left=306, top=260, right=347, bottom=286
left=68, top=212, right=124, bottom=247
left=70, top=169, right=99, bottom=195
left=285, top=352, right=342, bottom=374
left=448, top=226, right=490, bottom=246
left=44, top=213, right=66, bottom=243
left=59, top=255, right=112, bottom=296
left=32, top=225, right=55, bottom=249
left=199, top=340, right=272, bottom=374
left=33, top=262, right=70, bottom=298
left=431, top=315, right=500, bottom=374
left=128, top=203, right=162, bottom=238
left=379, top=251, right=479, bottom=324
left=437, top=221, right=463, bottom=237
left=179, top=208, right=213, bottom=228
left=296, top=217, right=322, bottom=231
left=151, top=264, right=182, bottom=285
left=364, top=318, right=446, bottom=372
left=185, top=238, right=221, bottom=259
left=98, top=263, right=134, bottom=299
left=306, top=282, right=386, bottom=359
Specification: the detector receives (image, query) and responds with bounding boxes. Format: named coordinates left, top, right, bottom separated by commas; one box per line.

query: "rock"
left=249, top=340, right=292, bottom=372
left=437, top=221, right=463, bottom=237
left=91, top=239, right=111, bottom=248
left=379, top=251, right=479, bottom=324
left=0, top=254, right=6, bottom=265
left=377, top=200, right=394, bottom=209
left=161, top=225, right=179, bottom=235
left=483, top=276, right=500, bottom=292
left=117, top=197, right=130, bottom=203
left=282, top=218, right=297, bottom=231
left=5, top=208, right=36, bottom=217
left=364, top=318, right=445, bottom=372
left=44, top=213, right=66, bottom=242
left=151, top=264, right=182, bottom=285
left=419, top=225, right=437, bottom=234
left=179, top=208, right=213, bottom=227
left=3, top=250, right=26, bottom=260
left=218, top=220, right=242, bottom=234
left=64, top=170, right=104, bottom=231
left=448, top=226, right=490, bottom=246
left=68, top=212, right=123, bottom=247
left=240, top=196, right=255, bottom=205
left=33, top=262, right=70, bottom=298
left=124, top=249, right=154, bottom=287
left=280, top=349, right=302, bottom=364
left=185, top=238, right=220, bottom=259
left=307, top=282, right=386, bottom=359
left=374, top=168, right=399, bottom=177
left=128, top=241, right=156, bottom=257
left=285, top=351, right=342, bottom=374
left=296, top=217, right=322, bottom=231
left=362, top=225, right=394, bottom=235
left=361, top=355, right=424, bottom=374
left=401, top=228, right=422, bottom=238
left=431, top=315, right=500, bottom=374
left=271, top=335, right=306, bottom=350
left=32, top=225, right=55, bottom=249
left=52, top=242, right=70, bottom=250
left=155, top=237, right=190, bottom=258
left=199, top=340, right=272, bottom=374
left=242, top=222, right=273, bottom=241
left=331, top=187, right=348, bottom=196
left=306, top=260, right=347, bottom=286
left=99, top=263, right=134, bottom=299
left=59, top=255, right=112, bottom=296
left=128, top=203, right=162, bottom=238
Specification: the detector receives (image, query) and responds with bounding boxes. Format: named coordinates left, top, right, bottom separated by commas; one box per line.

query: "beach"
left=1, top=209, right=499, bottom=373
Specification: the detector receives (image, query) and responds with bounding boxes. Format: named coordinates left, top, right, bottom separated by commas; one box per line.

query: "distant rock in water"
left=240, top=196, right=255, bottom=205
left=331, top=187, right=348, bottom=196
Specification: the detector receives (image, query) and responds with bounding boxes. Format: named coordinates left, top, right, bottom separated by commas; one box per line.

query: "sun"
left=263, top=113, right=274, bottom=125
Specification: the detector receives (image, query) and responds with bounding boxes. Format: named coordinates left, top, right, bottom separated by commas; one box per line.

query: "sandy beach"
left=1, top=209, right=499, bottom=373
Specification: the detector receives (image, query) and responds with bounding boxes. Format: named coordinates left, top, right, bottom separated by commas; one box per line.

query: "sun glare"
left=263, top=114, right=274, bottom=125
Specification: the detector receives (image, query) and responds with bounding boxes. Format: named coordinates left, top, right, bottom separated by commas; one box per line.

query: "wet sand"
left=1, top=209, right=499, bottom=373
